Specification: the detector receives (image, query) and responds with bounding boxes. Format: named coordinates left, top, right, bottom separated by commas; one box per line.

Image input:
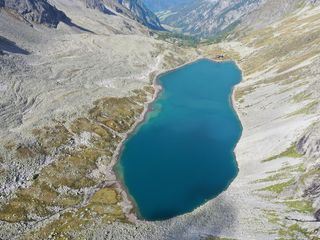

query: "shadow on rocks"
left=161, top=195, right=238, bottom=240
left=0, top=36, right=29, bottom=55
left=61, top=17, right=95, bottom=34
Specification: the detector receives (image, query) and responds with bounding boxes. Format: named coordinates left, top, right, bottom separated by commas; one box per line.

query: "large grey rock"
left=1, top=0, right=69, bottom=27
left=314, top=209, right=320, bottom=221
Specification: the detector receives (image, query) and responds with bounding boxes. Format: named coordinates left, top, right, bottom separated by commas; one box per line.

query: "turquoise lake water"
left=116, top=59, right=242, bottom=221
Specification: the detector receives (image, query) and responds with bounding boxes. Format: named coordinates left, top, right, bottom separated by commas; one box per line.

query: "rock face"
left=0, top=0, right=163, bottom=30
left=87, top=0, right=164, bottom=30
left=86, top=0, right=115, bottom=14
left=0, top=0, right=69, bottom=27
left=120, top=0, right=163, bottom=30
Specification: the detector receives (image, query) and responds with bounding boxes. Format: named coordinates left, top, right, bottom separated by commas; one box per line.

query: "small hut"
left=216, top=54, right=224, bottom=59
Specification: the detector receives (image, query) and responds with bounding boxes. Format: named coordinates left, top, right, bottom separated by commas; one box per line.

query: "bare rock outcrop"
left=85, top=0, right=115, bottom=15
left=86, top=0, right=164, bottom=30
left=0, top=0, right=69, bottom=27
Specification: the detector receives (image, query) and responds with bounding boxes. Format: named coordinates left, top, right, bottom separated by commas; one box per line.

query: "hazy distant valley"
left=1, top=0, right=320, bottom=239
left=149, top=0, right=263, bottom=37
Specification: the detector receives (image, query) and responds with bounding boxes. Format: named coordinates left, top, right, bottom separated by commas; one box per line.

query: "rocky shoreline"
left=110, top=56, right=207, bottom=223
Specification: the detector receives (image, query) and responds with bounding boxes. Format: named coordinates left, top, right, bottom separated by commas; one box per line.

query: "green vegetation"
left=263, top=210, right=280, bottom=225
left=260, top=178, right=295, bottom=194
left=155, top=31, right=200, bottom=47
left=300, top=168, right=320, bottom=184
left=277, top=50, right=320, bottom=74
left=292, top=92, right=312, bottom=103
left=234, top=85, right=256, bottom=101
left=15, top=145, right=35, bottom=159
left=255, top=172, right=287, bottom=183
left=263, top=145, right=302, bottom=162
left=284, top=200, right=314, bottom=213
left=24, top=188, right=125, bottom=240
left=267, top=163, right=305, bottom=174
left=278, top=224, right=315, bottom=240
left=205, top=237, right=236, bottom=240
left=0, top=88, right=153, bottom=237
left=203, top=20, right=241, bottom=44
left=143, top=85, right=155, bottom=94
left=261, top=163, right=304, bottom=184
left=89, top=96, right=144, bottom=133
left=287, top=101, right=318, bottom=117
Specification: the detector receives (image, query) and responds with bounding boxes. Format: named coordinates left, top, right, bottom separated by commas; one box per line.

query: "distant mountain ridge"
left=156, top=0, right=263, bottom=37
left=0, top=0, right=163, bottom=30
left=101, top=0, right=164, bottom=30
left=238, top=0, right=320, bottom=30
left=149, top=0, right=320, bottom=37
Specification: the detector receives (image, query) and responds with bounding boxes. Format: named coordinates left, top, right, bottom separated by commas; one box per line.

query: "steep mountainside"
left=198, top=1, right=320, bottom=239
left=237, top=0, right=319, bottom=30
left=0, top=0, right=69, bottom=27
left=157, top=0, right=320, bottom=37
left=87, top=0, right=164, bottom=30
left=158, top=0, right=263, bottom=37
left=0, top=0, right=163, bottom=30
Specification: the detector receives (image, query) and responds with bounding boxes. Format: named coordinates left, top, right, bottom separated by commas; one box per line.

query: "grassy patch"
left=0, top=90, right=150, bottom=224
left=292, top=92, right=312, bottom=103
left=15, top=145, right=35, bottom=159
left=32, top=124, right=72, bottom=154
left=89, top=96, right=144, bottom=133
left=267, top=163, right=305, bottom=174
left=155, top=31, right=200, bottom=47
left=205, top=237, right=236, bottom=240
left=260, top=178, right=295, bottom=194
left=23, top=187, right=125, bottom=239
left=234, top=85, right=256, bottom=101
left=204, top=20, right=241, bottom=44
left=255, top=172, right=288, bottom=183
left=300, top=168, right=320, bottom=184
left=276, top=50, right=320, bottom=74
left=278, top=223, right=313, bottom=239
left=286, top=101, right=318, bottom=118
left=263, top=210, right=280, bottom=224
left=143, top=85, right=155, bottom=94
left=263, top=145, right=302, bottom=162
left=284, top=200, right=314, bottom=213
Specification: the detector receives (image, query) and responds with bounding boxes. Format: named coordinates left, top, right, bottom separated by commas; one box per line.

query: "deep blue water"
left=116, top=59, right=242, bottom=221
